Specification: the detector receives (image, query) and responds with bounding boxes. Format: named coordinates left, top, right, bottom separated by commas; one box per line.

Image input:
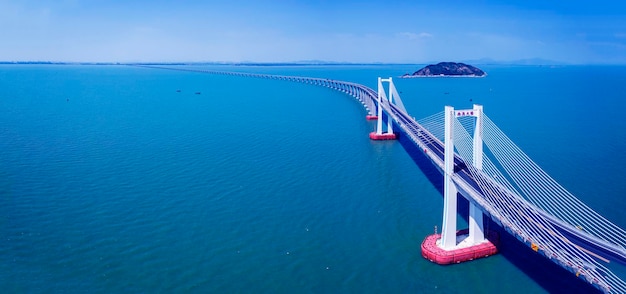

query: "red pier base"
left=366, top=115, right=378, bottom=120
left=421, top=229, right=499, bottom=265
left=369, top=132, right=397, bottom=140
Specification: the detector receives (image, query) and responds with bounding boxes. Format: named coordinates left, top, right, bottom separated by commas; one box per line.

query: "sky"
left=1, top=0, right=626, bottom=64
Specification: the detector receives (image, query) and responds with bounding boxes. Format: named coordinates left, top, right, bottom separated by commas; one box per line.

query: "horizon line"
left=1, top=60, right=624, bottom=66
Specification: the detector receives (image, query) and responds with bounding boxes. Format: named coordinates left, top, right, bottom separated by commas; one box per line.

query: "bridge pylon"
left=421, top=105, right=498, bottom=264
left=369, top=77, right=398, bottom=140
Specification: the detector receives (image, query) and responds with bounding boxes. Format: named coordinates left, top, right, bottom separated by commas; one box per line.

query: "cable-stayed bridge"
left=138, top=65, right=626, bottom=293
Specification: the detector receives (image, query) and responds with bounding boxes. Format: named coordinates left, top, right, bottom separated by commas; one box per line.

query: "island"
left=402, top=62, right=486, bottom=77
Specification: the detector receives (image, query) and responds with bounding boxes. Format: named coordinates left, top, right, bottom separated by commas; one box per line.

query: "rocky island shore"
left=402, top=62, right=486, bottom=77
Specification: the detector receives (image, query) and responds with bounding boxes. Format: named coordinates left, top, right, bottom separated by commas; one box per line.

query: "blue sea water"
left=1, top=64, right=625, bottom=293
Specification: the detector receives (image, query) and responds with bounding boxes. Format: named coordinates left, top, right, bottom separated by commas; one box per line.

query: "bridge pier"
left=365, top=83, right=378, bottom=120
left=468, top=104, right=485, bottom=245
left=422, top=105, right=498, bottom=264
left=369, top=77, right=397, bottom=140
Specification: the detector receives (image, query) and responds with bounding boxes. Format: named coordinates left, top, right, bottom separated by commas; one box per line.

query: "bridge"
left=138, top=65, right=626, bottom=293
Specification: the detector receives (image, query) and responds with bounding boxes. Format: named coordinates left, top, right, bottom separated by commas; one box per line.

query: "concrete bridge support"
left=369, top=77, right=397, bottom=140
left=421, top=105, right=498, bottom=264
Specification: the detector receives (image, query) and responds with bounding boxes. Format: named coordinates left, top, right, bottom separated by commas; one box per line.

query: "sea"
left=1, top=64, right=625, bottom=293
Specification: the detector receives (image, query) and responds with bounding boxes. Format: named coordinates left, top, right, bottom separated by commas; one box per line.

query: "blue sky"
left=1, top=0, right=626, bottom=64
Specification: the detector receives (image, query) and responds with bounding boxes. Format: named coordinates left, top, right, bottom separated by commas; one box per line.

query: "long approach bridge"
left=138, top=65, right=626, bottom=293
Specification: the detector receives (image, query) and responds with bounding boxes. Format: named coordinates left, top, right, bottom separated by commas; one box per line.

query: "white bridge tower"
left=370, top=77, right=405, bottom=140
left=422, top=104, right=498, bottom=264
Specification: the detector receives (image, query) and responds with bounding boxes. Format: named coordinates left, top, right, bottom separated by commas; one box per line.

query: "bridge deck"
left=383, top=94, right=626, bottom=293
left=136, top=65, right=626, bottom=293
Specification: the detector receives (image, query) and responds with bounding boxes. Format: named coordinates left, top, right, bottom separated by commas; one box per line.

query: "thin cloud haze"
left=1, top=0, right=625, bottom=64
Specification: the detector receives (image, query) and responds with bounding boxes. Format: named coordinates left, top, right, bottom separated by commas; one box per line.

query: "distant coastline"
left=0, top=60, right=573, bottom=66
left=0, top=61, right=420, bottom=66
